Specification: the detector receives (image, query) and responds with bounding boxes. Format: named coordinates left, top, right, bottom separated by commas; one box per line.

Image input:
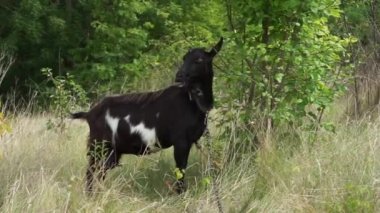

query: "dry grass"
left=0, top=114, right=253, bottom=212
left=0, top=109, right=379, bottom=212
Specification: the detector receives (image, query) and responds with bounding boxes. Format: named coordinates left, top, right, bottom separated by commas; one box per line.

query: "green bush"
left=39, top=68, right=88, bottom=130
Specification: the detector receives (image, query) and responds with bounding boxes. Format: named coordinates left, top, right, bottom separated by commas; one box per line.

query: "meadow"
left=0, top=102, right=378, bottom=212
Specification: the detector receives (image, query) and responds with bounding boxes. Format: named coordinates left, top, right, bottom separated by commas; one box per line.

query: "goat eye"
left=193, top=88, right=203, bottom=96
left=196, top=58, right=203, bottom=63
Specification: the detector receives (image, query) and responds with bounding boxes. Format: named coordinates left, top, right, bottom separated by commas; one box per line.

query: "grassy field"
left=0, top=107, right=379, bottom=212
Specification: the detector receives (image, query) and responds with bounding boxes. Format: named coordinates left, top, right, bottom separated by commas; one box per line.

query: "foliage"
left=73, top=0, right=152, bottom=94
left=0, top=0, right=224, bottom=96
left=218, top=0, right=355, bottom=128
left=39, top=68, right=88, bottom=130
left=0, top=0, right=376, bottom=142
left=338, top=0, right=379, bottom=44
left=336, top=0, right=380, bottom=118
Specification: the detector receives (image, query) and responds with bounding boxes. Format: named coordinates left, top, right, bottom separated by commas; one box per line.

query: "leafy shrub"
left=40, top=68, right=88, bottom=130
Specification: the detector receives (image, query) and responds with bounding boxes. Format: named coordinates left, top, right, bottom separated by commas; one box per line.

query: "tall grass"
left=0, top=107, right=379, bottom=212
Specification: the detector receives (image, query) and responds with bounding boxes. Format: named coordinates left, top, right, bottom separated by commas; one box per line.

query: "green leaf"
left=275, top=73, right=284, bottom=83
left=201, top=177, right=212, bottom=187
left=322, top=123, right=336, bottom=133
left=329, top=8, right=341, bottom=18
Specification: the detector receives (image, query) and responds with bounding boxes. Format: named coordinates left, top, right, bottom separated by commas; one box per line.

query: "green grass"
left=0, top=109, right=379, bottom=212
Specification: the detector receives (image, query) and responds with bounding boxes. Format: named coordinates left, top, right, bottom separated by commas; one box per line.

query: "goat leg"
left=173, top=141, right=192, bottom=194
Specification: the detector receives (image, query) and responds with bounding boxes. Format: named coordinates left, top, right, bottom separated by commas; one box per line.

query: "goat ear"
left=209, top=37, right=223, bottom=57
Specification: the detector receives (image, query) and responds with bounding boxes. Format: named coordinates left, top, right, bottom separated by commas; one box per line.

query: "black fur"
left=71, top=112, right=87, bottom=119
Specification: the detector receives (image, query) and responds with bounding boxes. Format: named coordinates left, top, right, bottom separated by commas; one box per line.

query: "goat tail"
left=70, top=111, right=88, bottom=119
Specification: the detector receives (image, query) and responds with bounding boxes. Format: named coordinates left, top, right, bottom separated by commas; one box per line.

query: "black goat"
left=71, top=38, right=223, bottom=193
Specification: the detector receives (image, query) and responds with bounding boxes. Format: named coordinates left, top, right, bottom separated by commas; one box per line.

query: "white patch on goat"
left=156, top=112, right=160, bottom=118
left=125, top=115, right=160, bottom=151
left=105, top=110, right=119, bottom=146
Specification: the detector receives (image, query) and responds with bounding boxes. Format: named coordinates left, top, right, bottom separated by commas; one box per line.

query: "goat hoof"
left=174, top=181, right=187, bottom=194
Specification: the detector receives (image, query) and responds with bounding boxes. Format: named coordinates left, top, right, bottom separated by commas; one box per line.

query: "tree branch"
left=0, top=49, right=15, bottom=87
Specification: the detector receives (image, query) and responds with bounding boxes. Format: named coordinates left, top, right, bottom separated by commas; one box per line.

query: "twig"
left=0, top=48, right=15, bottom=87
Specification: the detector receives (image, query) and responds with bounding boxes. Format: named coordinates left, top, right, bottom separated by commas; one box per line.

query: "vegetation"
left=0, top=0, right=379, bottom=212
left=0, top=107, right=378, bottom=212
